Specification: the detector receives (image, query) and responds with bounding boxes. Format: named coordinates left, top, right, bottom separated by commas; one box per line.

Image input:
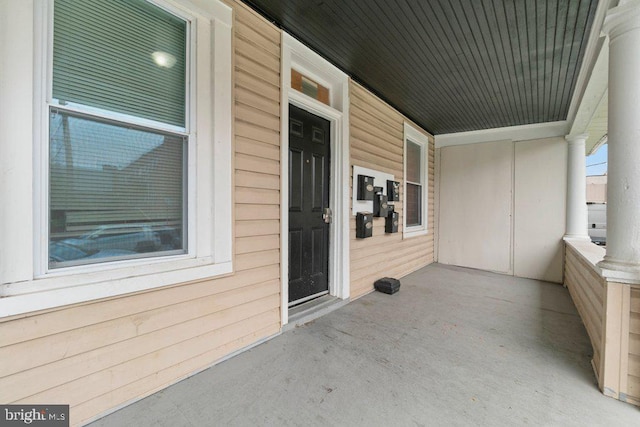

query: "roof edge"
left=435, top=121, right=569, bottom=148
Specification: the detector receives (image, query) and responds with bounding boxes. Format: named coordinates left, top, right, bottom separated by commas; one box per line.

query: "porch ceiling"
left=243, top=0, right=599, bottom=135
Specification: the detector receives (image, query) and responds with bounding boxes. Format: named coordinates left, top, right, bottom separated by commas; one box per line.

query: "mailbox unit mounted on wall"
left=385, top=210, right=399, bottom=233
left=373, top=186, right=389, bottom=218
left=356, top=212, right=373, bottom=238
left=357, top=174, right=375, bottom=200
left=387, top=180, right=400, bottom=202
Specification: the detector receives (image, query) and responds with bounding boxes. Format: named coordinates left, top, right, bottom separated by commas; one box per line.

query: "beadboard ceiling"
left=242, top=0, right=599, bottom=135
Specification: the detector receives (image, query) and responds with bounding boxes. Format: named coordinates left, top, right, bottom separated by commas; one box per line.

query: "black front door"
left=288, top=104, right=331, bottom=305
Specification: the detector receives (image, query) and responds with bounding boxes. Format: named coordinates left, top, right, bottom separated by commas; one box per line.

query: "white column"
left=598, top=0, right=640, bottom=282
left=564, top=134, right=589, bottom=240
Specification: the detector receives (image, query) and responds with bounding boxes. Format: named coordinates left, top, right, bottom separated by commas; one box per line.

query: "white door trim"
left=280, top=32, right=350, bottom=326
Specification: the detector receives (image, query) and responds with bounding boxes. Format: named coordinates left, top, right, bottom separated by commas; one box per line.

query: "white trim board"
left=435, top=120, right=569, bottom=148
left=280, top=32, right=350, bottom=326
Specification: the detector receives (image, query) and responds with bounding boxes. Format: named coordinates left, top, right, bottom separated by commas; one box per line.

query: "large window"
left=49, top=0, right=188, bottom=268
left=403, top=123, right=429, bottom=237
left=0, top=0, right=233, bottom=317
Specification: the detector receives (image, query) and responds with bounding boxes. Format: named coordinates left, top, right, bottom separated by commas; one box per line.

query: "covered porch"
left=90, top=264, right=638, bottom=426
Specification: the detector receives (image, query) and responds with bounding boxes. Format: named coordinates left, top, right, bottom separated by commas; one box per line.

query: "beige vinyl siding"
left=0, top=2, right=282, bottom=425
left=349, top=82, right=435, bottom=299
left=628, top=288, right=640, bottom=404
left=564, top=243, right=605, bottom=381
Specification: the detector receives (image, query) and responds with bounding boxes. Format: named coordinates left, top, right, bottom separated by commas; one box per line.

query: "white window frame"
left=0, top=0, right=233, bottom=318
left=280, top=33, right=350, bottom=325
left=403, top=122, right=429, bottom=238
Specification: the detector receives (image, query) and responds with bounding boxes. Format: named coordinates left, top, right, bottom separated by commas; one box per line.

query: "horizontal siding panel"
left=235, top=219, right=280, bottom=237
left=350, top=134, right=403, bottom=162
left=235, top=85, right=280, bottom=116
left=236, top=153, right=279, bottom=175
left=565, top=263, right=603, bottom=344
left=235, top=20, right=280, bottom=55
left=628, top=374, right=640, bottom=401
left=0, top=264, right=279, bottom=348
left=632, top=288, right=640, bottom=314
left=351, top=125, right=403, bottom=155
left=351, top=84, right=403, bottom=126
left=350, top=146, right=403, bottom=174
left=1, top=293, right=280, bottom=403
left=18, top=309, right=280, bottom=409
left=630, top=333, right=640, bottom=358
left=236, top=103, right=280, bottom=131
left=236, top=137, right=280, bottom=161
left=236, top=235, right=279, bottom=254
left=72, top=322, right=280, bottom=425
left=235, top=72, right=280, bottom=103
left=235, top=249, right=280, bottom=271
left=233, top=3, right=281, bottom=45
left=0, top=279, right=279, bottom=379
left=235, top=121, right=280, bottom=146
left=235, top=55, right=280, bottom=88
left=563, top=245, right=605, bottom=375
left=236, top=187, right=279, bottom=205
left=351, top=108, right=403, bottom=141
left=236, top=204, right=279, bottom=221
left=628, top=354, right=640, bottom=378
left=235, top=170, right=280, bottom=190
left=351, top=242, right=433, bottom=279
left=565, top=261, right=603, bottom=328
left=351, top=235, right=432, bottom=261
left=235, top=37, right=280, bottom=71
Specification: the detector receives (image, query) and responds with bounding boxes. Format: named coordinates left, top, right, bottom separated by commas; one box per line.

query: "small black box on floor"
left=356, top=212, right=373, bottom=238
left=357, top=175, right=375, bottom=200
left=387, top=180, right=400, bottom=201
left=373, top=193, right=389, bottom=217
left=385, top=211, right=399, bottom=233
left=374, top=277, right=401, bottom=294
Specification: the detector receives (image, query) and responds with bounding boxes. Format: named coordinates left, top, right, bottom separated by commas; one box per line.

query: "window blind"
left=52, top=0, right=187, bottom=127
left=49, top=109, right=186, bottom=267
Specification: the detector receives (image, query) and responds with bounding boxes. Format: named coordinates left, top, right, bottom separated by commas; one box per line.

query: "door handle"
left=323, top=208, right=332, bottom=224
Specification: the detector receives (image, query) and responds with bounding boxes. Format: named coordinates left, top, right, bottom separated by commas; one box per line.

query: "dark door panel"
left=288, top=104, right=330, bottom=304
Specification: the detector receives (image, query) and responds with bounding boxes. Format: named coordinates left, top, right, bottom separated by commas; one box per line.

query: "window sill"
left=0, top=258, right=233, bottom=318
left=403, top=227, right=429, bottom=239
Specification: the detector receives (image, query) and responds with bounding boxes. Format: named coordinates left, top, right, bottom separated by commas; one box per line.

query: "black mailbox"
left=357, top=175, right=375, bottom=200
left=356, top=212, right=373, bottom=238
left=387, top=180, right=400, bottom=201
left=385, top=211, right=399, bottom=233
left=374, top=193, right=389, bottom=217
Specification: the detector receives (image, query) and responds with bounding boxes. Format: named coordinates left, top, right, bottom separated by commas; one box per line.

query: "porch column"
left=598, top=0, right=640, bottom=282
left=564, top=134, right=589, bottom=240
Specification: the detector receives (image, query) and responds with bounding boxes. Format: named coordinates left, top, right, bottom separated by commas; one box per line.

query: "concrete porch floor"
left=90, top=264, right=638, bottom=426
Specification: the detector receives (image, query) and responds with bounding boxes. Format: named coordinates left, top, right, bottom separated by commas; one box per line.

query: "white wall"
left=514, top=137, right=566, bottom=283
left=438, top=140, right=513, bottom=274
left=437, top=137, right=567, bottom=283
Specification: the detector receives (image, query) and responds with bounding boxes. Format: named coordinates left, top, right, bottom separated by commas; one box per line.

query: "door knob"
left=323, top=208, right=332, bottom=224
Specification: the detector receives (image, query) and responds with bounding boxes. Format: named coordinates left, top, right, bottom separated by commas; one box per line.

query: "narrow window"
left=403, top=123, right=429, bottom=237
left=405, top=140, right=423, bottom=227
left=49, top=0, right=189, bottom=268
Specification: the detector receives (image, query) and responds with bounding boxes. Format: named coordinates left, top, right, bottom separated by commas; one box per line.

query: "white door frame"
left=280, top=32, right=350, bottom=326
